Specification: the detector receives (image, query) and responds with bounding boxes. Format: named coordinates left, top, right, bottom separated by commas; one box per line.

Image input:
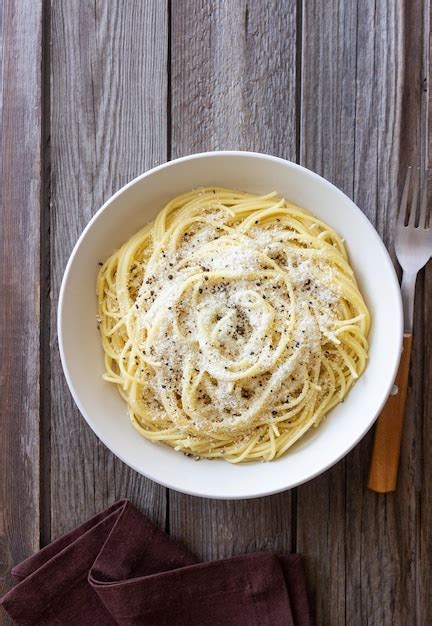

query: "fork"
left=368, top=167, right=431, bottom=493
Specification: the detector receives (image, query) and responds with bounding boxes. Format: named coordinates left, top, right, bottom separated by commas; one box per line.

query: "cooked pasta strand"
left=97, top=188, right=370, bottom=462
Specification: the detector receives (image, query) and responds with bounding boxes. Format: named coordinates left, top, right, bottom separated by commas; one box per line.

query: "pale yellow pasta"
left=97, top=188, right=370, bottom=463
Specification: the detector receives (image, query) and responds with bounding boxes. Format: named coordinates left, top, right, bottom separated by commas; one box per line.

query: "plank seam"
left=295, top=0, right=303, bottom=166
left=416, top=3, right=431, bottom=623
left=346, top=1, right=361, bottom=622
left=166, top=0, right=172, bottom=163
left=292, top=0, right=303, bottom=556
left=166, top=0, right=172, bottom=534
left=39, top=0, right=52, bottom=549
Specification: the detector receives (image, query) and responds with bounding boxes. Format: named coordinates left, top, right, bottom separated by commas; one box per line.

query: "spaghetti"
left=97, top=188, right=370, bottom=462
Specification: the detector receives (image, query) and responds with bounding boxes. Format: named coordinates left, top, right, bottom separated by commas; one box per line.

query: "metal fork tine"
left=418, top=177, right=429, bottom=229
left=394, top=167, right=431, bottom=330
left=398, top=166, right=411, bottom=224
left=408, top=167, right=420, bottom=226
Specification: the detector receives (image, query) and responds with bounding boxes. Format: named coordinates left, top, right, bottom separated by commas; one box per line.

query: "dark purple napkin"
left=1, top=500, right=311, bottom=625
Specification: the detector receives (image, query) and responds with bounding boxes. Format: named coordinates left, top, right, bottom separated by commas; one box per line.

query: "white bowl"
left=58, top=151, right=403, bottom=499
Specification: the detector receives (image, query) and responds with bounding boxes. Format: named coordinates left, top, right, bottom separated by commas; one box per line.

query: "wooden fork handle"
left=368, top=334, right=412, bottom=493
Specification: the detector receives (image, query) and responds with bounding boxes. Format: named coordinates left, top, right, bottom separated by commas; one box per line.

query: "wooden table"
left=1, top=2, right=431, bottom=624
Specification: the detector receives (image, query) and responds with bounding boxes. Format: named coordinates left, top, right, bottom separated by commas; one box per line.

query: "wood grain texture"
left=169, top=494, right=292, bottom=561
left=297, top=2, right=418, bottom=624
left=347, top=6, right=416, bottom=620
left=419, top=262, right=432, bottom=624
left=369, top=334, right=413, bottom=493
left=0, top=0, right=42, bottom=608
left=171, top=0, right=297, bottom=157
left=169, top=0, right=297, bottom=559
left=49, top=0, right=168, bottom=538
left=297, top=4, right=360, bottom=622
left=1, top=1, right=431, bottom=624
left=411, top=2, right=432, bottom=623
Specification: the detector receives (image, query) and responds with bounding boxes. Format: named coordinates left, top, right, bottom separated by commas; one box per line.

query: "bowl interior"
left=59, top=152, right=402, bottom=498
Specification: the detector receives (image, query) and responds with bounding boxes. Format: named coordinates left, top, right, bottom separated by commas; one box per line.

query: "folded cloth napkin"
left=1, top=499, right=311, bottom=625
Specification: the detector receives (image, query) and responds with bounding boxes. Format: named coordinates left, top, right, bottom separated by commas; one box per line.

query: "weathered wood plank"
left=2, top=2, right=430, bottom=625
left=348, top=3, right=416, bottom=624
left=419, top=274, right=432, bottom=625
left=297, top=4, right=358, bottom=623
left=0, top=0, right=42, bottom=609
left=298, top=2, right=421, bottom=624
left=169, top=494, right=292, bottom=561
left=172, top=0, right=297, bottom=157
left=415, top=1, right=431, bottom=623
left=49, top=0, right=168, bottom=538
left=169, top=0, right=297, bottom=559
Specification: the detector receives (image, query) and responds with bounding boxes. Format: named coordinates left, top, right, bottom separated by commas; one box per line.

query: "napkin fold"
left=1, top=499, right=311, bottom=625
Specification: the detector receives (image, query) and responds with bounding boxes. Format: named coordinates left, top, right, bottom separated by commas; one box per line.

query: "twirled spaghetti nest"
left=97, top=188, right=370, bottom=462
